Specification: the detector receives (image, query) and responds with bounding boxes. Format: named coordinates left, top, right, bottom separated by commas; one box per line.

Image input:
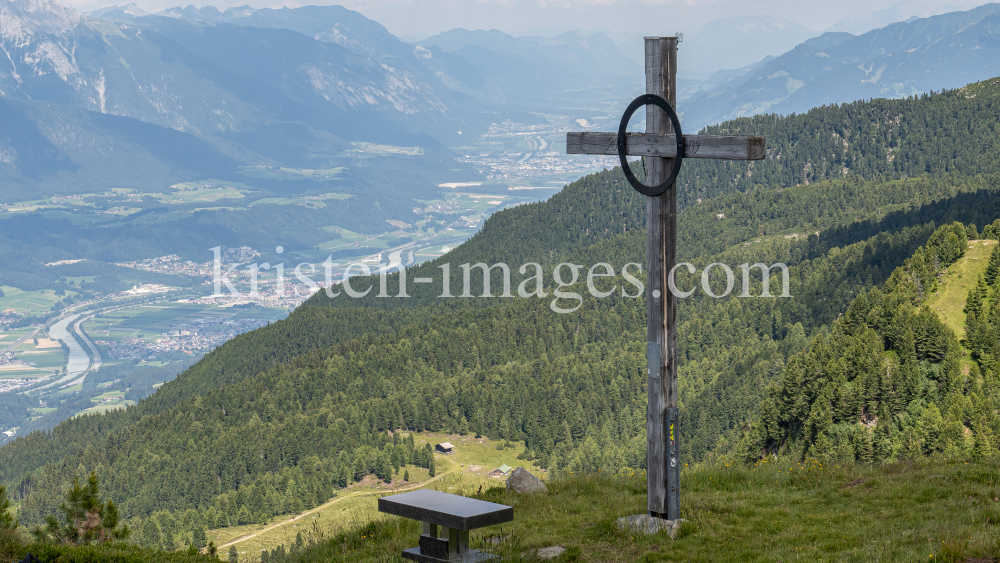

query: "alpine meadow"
left=3, top=2, right=1000, bottom=563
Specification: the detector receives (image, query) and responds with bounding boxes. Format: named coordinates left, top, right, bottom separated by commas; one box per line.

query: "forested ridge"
left=3, top=77, right=1000, bottom=551
left=684, top=78, right=1000, bottom=207
left=735, top=223, right=1000, bottom=464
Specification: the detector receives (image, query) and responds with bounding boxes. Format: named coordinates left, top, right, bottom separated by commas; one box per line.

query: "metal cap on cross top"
left=565, top=35, right=766, bottom=524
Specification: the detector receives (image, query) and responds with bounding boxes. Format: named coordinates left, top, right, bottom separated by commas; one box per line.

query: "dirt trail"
left=217, top=466, right=455, bottom=550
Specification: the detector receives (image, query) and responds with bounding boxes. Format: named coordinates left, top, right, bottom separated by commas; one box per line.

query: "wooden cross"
left=566, top=36, right=765, bottom=521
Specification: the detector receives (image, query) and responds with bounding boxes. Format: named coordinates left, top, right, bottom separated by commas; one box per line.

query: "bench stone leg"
left=404, top=520, right=497, bottom=562
left=446, top=527, right=459, bottom=558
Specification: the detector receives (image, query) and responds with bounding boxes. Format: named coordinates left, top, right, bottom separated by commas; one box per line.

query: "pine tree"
left=0, top=484, right=17, bottom=531
left=428, top=455, right=436, bottom=477
left=228, top=545, right=239, bottom=563
left=403, top=469, right=410, bottom=482
left=32, top=471, right=129, bottom=544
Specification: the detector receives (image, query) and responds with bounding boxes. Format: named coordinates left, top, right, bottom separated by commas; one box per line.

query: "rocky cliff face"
left=0, top=0, right=82, bottom=97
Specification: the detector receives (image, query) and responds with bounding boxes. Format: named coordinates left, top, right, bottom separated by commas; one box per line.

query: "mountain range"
left=4, top=76, right=1000, bottom=549
left=684, top=3, right=1000, bottom=129
left=8, top=0, right=1000, bottom=195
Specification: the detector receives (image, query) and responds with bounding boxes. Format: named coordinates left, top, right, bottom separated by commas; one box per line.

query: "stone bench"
left=378, top=489, right=513, bottom=562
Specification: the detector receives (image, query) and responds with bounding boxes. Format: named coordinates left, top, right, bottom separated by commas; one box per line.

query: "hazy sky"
left=69, top=0, right=989, bottom=38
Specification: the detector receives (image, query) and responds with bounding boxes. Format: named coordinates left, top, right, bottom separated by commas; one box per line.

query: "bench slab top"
left=378, top=490, right=513, bottom=531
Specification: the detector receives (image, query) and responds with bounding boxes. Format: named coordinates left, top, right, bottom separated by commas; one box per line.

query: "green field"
left=250, top=193, right=352, bottom=208
left=0, top=326, right=61, bottom=380
left=316, top=226, right=399, bottom=253
left=341, top=142, right=423, bottom=157
left=4, top=336, right=65, bottom=376
left=77, top=398, right=135, bottom=416
left=238, top=166, right=346, bottom=181
left=310, top=191, right=531, bottom=262
left=0, top=286, right=66, bottom=313
left=88, top=305, right=242, bottom=340
left=83, top=302, right=289, bottom=353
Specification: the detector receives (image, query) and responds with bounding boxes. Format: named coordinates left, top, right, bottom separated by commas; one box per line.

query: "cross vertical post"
left=644, top=36, right=679, bottom=520
left=565, top=36, right=764, bottom=526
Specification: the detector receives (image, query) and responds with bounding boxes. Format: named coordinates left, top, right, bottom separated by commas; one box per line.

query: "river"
left=41, top=314, right=91, bottom=389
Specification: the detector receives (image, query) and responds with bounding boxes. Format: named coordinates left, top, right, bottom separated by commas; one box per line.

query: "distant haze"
left=64, top=0, right=989, bottom=39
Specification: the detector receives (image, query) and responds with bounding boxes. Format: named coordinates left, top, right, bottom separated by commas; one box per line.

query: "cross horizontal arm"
left=566, top=132, right=765, bottom=160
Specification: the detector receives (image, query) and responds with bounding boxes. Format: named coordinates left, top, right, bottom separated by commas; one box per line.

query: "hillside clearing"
left=925, top=239, right=998, bottom=338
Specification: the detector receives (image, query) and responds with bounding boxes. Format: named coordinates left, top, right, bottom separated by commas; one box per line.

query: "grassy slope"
left=292, top=459, right=1000, bottom=563
left=925, top=239, right=999, bottom=338
left=209, top=433, right=542, bottom=557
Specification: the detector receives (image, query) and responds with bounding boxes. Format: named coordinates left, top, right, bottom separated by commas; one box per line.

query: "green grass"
left=925, top=239, right=998, bottom=338
left=282, top=457, right=1000, bottom=563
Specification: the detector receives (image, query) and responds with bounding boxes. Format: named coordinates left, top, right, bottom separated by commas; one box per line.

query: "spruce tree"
left=403, top=469, right=410, bottom=482
left=986, top=244, right=1000, bottom=286
left=973, top=425, right=993, bottom=461
left=192, top=525, right=207, bottom=548
left=428, top=456, right=436, bottom=477
left=228, top=545, right=238, bottom=563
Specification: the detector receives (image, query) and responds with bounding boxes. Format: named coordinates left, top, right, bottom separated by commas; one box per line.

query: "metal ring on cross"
left=617, top=93, right=684, bottom=197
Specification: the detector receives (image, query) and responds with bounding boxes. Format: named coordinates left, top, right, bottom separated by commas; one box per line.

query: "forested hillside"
left=4, top=78, right=1000, bottom=551
left=734, top=222, right=1000, bottom=465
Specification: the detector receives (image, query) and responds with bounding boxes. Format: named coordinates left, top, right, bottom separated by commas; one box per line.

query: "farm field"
left=250, top=193, right=351, bottom=208
left=5, top=337, right=65, bottom=375
left=238, top=166, right=347, bottom=181
left=341, top=142, right=423, bottom=157
left=208, top=433, right=542, bottom=558
left=0, top=286, right=70, bottom=314
left=77, top=398, right=136, bottom=416
left=84, top=304, right=285, bottom=342
left=310, top=190, right=537, bottom=265
left=0, top=326, right=63, bottom=379
left=82, top=301, right=288, bottom=365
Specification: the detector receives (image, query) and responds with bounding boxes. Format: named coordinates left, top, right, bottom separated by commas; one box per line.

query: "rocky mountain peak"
left=0, top=0, right=78, bottom=46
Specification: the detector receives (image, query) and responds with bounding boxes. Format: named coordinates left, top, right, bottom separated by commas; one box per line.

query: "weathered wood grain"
left=566, top=132, right=766, bottom=160
left=644, top=35, right=679, bottom=521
